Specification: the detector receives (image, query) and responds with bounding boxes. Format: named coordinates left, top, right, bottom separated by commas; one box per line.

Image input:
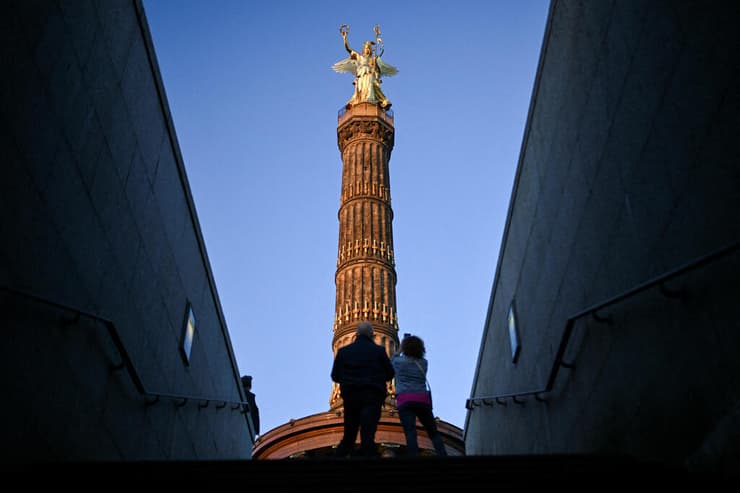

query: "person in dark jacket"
left=241, top=375, right=260, bottom=437
left=331, top=320, right=395, bottom=458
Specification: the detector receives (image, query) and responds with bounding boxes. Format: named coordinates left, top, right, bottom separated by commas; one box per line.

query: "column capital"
left=337, top=104, right=394, bottom=153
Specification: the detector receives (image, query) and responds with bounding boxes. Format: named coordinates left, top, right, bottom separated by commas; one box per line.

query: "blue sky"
left=142, top=0, right=550, bottom=436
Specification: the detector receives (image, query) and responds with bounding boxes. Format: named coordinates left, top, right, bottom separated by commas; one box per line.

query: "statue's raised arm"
left=342, top=25, right=354, bottom=56
left=331, top=24, right=397, bottom=111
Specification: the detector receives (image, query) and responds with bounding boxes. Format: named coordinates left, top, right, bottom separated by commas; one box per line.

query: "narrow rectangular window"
left=508, top=300, right=520, bottom=364
left=181, top=302, right=196, bottom=365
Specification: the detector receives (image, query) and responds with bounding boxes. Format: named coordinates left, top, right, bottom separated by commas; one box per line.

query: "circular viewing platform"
left=338, top=102, right=394, bottom=126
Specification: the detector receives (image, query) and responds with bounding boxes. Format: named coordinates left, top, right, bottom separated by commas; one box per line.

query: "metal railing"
left=2, top=286, right=255, bottom=437
left=466, top=240, right=740, bottom=410
left=337, top=105, right=394, bottom=119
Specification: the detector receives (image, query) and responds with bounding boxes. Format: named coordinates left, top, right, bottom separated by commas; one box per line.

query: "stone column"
left=330, top=102, right=399, bottom=409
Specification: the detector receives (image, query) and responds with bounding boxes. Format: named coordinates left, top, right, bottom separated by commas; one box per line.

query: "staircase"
left=14, top=455, right=721, bottom=487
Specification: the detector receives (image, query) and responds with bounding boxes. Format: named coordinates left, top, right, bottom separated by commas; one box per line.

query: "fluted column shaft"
left=330, top=103, right=399, bottom=409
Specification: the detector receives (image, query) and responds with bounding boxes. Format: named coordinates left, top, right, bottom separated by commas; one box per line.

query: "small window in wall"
left=181, top=302, right=196, bottom=365
left=508, top=300, right=520, bottom=364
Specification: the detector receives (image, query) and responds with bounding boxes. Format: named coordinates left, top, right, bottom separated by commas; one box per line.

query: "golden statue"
left=332, top=24, right=398, bottom=110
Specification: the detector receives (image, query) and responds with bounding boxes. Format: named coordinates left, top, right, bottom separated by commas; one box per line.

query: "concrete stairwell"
left=15, top=454, right=721, bottom=488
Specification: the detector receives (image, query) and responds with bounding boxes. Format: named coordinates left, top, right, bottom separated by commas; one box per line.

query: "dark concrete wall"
left=465, top=0, right=739, bottom=471
left=1, top=0, right=253, bottom=460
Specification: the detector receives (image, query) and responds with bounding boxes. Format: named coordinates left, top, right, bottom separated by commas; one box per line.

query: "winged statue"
left=332, top=24, right=398, bottom=110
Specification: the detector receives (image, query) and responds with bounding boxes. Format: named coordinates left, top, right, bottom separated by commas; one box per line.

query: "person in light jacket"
left=391, top=334, right=447, bottom=457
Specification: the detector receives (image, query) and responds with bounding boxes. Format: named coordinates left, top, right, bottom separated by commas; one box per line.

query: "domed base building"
left=253, top=407, right=464, bottom=459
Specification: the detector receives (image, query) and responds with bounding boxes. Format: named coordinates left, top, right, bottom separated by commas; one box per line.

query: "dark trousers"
left=336, top=386, right=385, bottom=457
left=398, top=402, right=448, bottom=457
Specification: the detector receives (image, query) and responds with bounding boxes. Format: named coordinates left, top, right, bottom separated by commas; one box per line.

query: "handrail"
left=337, top=105, right=394, bottom=119
left=466, top=240, right=740, bottom=409
left=1, top=286, right=255, bottom=436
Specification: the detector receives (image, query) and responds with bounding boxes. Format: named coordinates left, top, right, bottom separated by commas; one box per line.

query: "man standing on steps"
left=331, top=320, right=395, bottom=458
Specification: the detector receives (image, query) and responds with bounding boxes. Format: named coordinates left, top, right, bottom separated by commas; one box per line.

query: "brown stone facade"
left=253, top=103, right=464, bottom=459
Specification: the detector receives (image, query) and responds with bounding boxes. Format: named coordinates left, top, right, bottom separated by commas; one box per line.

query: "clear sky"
left=142, top=0, right=550, bottom=436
